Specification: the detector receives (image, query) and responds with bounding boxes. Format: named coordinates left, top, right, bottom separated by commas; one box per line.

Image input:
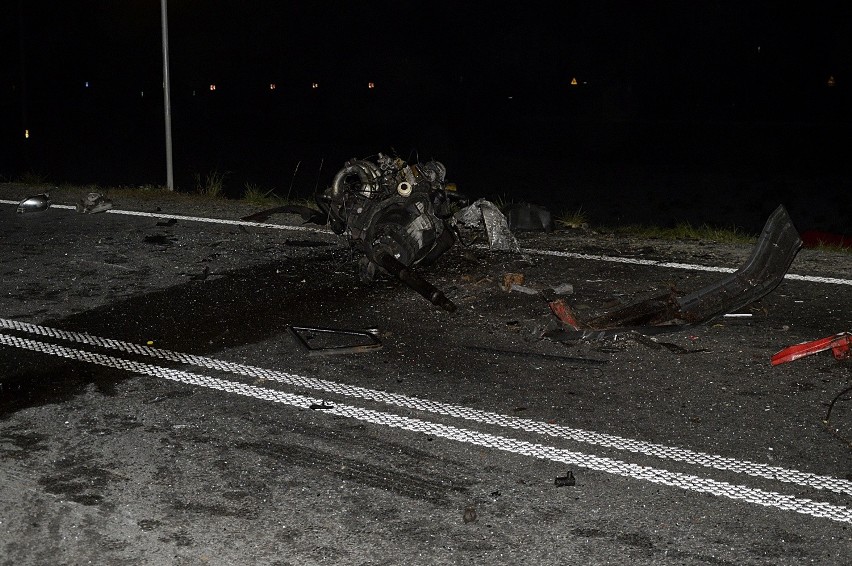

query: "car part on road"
left=288, top=326, right=383, bottom=356
left=545, top=205, right=803, bottom=340
left=554, top=471, right=576, bottom=487
left=76, top=192, right=113, bottom=214
left=771, top=332, right=852, bottom=365
left=316, top=152, right=465, bottom=312
left=455, top=198, right=521, bottom=253
left=16, top=193, right=51, bottom=213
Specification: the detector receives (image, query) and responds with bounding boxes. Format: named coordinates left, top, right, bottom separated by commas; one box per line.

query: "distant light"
left=827, top=75, right=836, bottom=87
left=269, top=83, right=277, bottom=90
left=141, top=91, right=144, bottom=98
left=24, top=129, right=29, bottom=139
left=209, top=84, right=217, bottom=91
left=84, top=81, right=90, bottom=88
left=368, top=82, right=375, bottom=89
left=570, top=77, right=578, bottom=86
left=311, top=82, right=319, bottom=89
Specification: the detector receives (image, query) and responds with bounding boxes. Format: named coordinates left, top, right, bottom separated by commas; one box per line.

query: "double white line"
left=2, top=317, right=851, bottom=524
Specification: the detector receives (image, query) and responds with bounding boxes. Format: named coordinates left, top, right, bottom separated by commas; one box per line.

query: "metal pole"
left=160, top=0, right=174, bottom=190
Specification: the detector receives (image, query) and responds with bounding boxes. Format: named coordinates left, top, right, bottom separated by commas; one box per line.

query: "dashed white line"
left=3, top=199, right=848, bottom=286
left=1, top=330, right=851, bottom=524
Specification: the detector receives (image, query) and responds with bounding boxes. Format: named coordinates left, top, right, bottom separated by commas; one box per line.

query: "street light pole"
left=160, top=0, right=174, bottom=190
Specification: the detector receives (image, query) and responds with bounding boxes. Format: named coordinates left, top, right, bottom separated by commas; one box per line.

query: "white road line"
left=0, top=200, right=330, bottom=236
left=3, top=316, right=851, bottom=499
left=1, top=331, right=850, bottom=524
left=521, top=247, right=852, bottom=286
left=4, top=199, right=849, bottom=286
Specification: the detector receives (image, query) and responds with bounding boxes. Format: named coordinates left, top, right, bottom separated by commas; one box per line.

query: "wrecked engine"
left=318, top=154, right=464, bottom=311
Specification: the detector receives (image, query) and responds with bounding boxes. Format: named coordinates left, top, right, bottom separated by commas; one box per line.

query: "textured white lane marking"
left=3, top=317, right=851, bottom=499
left=1, top=331, right=851, bottom=524
left=3, top=199, right=849, bottom=286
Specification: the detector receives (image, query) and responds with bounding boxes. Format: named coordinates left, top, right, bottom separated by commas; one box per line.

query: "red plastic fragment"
left=771, top=332, right=852, bottom=365
left=549, top=299, right=582, bottom=330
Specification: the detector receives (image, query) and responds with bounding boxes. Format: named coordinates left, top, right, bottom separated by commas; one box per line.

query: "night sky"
left=2, top=1, right=850, bottom=230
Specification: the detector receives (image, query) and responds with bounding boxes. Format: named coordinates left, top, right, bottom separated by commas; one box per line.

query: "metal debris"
left=16, top=193, right=51, bottom=213
left=455, top=198, right=521, bottom=253
left=76, top=192, right=113, bottom=214
left=315, top=152, right=465, bottom=312
left=555, top=471, right=576, bottom=487
left=288, top=326, right=383, bottom=356
left=771, top=332, right=852, bottom=365
left=546, top=205, right=802, bottom=340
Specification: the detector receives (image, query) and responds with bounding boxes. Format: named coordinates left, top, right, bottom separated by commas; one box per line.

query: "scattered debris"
left=455, top=198, right=522, bottom=253
left=504, top=202, right=554, bottom=232
left=501, top=273, right=525, bottom=292
left=288, top=326, right=383, bottom=356
left=546, top=205, right=802, bottom=340
left=76, top=192, right=113, bottom=214
left=509, top=283, right=539, bottom=295
left=771, top=332, right=852, bottom=365
left=554, top=471, right=576, bottom=487
left=463, top=506, right=477, bottom=523
left=628, top=331, right=707, bottom=354
left=16, top=193, right=51, bottom=213
left=550, top=282, right=574, bottom=296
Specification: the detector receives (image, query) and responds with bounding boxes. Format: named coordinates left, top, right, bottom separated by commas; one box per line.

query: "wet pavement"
left=1, top=185, right=852, bottom=565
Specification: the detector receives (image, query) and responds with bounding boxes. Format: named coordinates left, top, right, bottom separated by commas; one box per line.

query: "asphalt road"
left=1, top=185, right=851, bottom=565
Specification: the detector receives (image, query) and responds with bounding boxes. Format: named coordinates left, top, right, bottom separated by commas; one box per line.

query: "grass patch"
left=556, top=207, right=589, bottom=229
left=608, top=222, right=757, bottom=244
left=193, top=169, right=228, bottom=198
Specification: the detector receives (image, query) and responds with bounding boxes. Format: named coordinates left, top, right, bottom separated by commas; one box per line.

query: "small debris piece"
left=76, top=192, right=113, bottom=213
left=289, top=326, right=383, bottom=356
left=551, top=283, right=574, bottom=296
left=555, top=471, right=576, bottom=487
left=502, top=273, right=525, bottom=292
left=510, top=283, right=539, bottom=295
left=771, top=332, right=852, bottom=365
left=463, top=507, right=477, bottom=523
left=455, top=198, right=522, bottom=253
left=156, top=218, right=177, bottom=227
left=309, top=402, right=334, bottom=410
left=16, top=193, right=51, bottom=213
left=549, top=299, right=582, bottom=330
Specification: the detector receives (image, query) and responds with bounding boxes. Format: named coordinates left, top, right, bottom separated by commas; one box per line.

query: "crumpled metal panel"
left=455, top=198, right=521, bottom=253
left=546, top=204, right=803, bottom=340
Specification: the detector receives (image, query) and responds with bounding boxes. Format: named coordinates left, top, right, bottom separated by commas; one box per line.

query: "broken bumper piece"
left=546, top=205, right=803, bottom=341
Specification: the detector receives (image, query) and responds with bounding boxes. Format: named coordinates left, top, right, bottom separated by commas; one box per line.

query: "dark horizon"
left=2, top=1, right=850, bottom=233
